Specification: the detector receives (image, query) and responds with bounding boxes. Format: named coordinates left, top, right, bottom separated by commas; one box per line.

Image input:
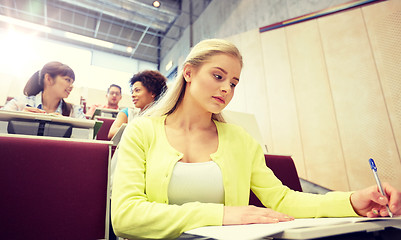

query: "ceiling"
left=0, top=0, right=212, bottom=64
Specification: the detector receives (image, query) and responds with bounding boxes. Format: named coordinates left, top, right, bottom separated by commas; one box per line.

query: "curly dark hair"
left=129, top=70, right=167, bottom=101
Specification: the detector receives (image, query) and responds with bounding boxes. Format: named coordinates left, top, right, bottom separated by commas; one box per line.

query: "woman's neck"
left=41, top=90, right=62, bottom=113
left=166, top=97, right=214, bottom=131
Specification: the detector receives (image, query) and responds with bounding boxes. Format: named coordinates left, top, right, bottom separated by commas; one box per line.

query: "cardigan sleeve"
left=111, top=117, right=223, bottom=239
left=248, top=136, right=358, bottom=218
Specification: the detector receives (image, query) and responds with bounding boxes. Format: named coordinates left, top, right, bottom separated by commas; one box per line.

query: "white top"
left=168, top=161, right=225, bottom=205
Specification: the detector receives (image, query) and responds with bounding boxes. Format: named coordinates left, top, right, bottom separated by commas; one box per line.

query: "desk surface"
left=179, top=227, right=401, bottom=240
left=0, top=109, right=96, bottom=128
left=183, top=217, right=401, bottom=240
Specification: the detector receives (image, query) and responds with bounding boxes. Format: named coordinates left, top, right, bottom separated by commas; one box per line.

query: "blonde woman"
left=111, top=39, right=401, bottom=239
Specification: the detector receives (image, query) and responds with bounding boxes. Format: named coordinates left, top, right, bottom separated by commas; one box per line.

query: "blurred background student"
left=2, top=61, right=85, bottom=119
left=107, top=70, right=167, bottom=139
left=106, top=70, right=167, bottom=240
left=86, top=84, right=122, bottom=118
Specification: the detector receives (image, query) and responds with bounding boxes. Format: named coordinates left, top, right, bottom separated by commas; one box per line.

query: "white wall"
left=0, top=30, right=157, bottom=106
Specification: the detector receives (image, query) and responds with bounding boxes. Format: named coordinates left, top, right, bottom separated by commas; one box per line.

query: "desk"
left=0, top=109, right=99, bottom=139
left=182, top=217, right=401, bottom=240
left=93, top=108, right=120, bottom=118
left=179, top=228, right=401, bottom=240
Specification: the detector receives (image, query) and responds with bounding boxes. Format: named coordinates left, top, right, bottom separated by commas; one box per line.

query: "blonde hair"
left=145, top=39, right=243, bottom=121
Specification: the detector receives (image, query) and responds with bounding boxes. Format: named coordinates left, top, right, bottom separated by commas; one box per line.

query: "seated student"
left=106, top=70, right=167, bottom=240
left=86, top=84, right=122, bottom=118
left=107, top=70, right=167, bottom=139
left=2, top=61, right=85, bottom=119
left=111, top=39, right=401, bottom=239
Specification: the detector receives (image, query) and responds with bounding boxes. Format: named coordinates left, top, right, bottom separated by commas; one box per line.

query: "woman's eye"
left=230, top=82, right=237, bottom=88
left=214, top=74, right=222, bottom=80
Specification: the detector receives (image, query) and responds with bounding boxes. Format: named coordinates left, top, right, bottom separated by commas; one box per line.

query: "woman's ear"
left=44, top=73, right=54, bottom=86
left=182, top=64, right=192, bottom=83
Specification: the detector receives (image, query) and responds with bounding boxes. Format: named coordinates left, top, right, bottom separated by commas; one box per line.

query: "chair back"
left=0, top=135, right=109, bottom=239
left=249, top=154, right=302, bottom=207
left=95, top=117, right=115, bottom=140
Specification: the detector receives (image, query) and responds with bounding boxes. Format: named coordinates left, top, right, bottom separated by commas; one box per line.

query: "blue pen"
left=369, top=158, right=393, bottom=217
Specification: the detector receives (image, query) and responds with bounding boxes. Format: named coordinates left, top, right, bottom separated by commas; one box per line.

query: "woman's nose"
left=221, top=82, right=230, bottom=94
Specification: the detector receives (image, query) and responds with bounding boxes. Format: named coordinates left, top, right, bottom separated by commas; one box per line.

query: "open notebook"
left=185, top=216, right=401, bottom=240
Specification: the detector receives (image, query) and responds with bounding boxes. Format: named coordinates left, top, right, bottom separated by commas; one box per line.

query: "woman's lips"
left=213, top=96, right=225, bottom=104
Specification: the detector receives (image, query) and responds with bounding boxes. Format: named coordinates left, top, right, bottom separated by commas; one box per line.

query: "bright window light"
left=0, top=15, right=51, bottom=33
left=0, top=29, right=38, bottom=77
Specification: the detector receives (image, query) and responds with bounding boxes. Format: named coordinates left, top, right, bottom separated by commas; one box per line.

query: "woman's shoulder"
left=129, top=115, right=165, bottom=128
left=124, top=116, right=165, bottom=141
left=215, top=120, right=250, bottom=136
left=215, top=120, right=259, bottom=146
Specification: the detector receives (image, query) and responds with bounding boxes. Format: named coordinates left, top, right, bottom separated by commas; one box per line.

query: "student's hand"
left=223, top=206, right=294, bottom=225
left=23, top=107, right=46, bottom=114
left=350, top=182, right=401, bottom=217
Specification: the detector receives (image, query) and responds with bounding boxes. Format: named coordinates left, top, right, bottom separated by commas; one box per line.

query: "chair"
left=249, top=154, right=302, bottom=207
left=0, top=135, right=110, bottom=240
left=95, top=117, right=115, bottom=141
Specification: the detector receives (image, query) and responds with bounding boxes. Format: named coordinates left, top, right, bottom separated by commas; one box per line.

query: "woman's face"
left=184, top=53, right=241, bottom=114
left=131, top=81, right=155, bottom=110
left=45, top=74, right=74, bottom=99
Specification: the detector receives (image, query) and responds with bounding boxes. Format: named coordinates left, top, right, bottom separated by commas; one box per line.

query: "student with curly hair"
left=107, top=70, right=167, bottom=139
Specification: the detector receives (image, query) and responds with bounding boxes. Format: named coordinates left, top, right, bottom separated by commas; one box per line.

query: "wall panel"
left=220, top=0, right=401, bottom=191
left=363, top=0, right=401, bottom=190
left=286, top=20, right=349, bottom=190
left=318, top=8, right=400, bottom=190
left=226, top=29, right=273, bottom=152
left=260, top=29, right=306, bottom=178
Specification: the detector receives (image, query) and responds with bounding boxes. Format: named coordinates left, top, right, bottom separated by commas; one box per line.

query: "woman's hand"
left=23, top=107, right=46, bottom=114
left=350, top=182, right=401, bottom=217
left=223, top=205, right=294, bottom=225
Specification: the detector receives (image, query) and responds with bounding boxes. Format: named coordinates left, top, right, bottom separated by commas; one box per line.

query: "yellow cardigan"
left=111, top=115, right=357, bottom=239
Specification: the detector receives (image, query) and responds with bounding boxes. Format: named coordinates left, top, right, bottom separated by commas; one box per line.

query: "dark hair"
left=23, top=61, right=75, bottom=117
left=107, top=84, right=121, bottom=93
left=129, top=70, right=167, bottom=101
